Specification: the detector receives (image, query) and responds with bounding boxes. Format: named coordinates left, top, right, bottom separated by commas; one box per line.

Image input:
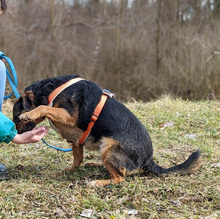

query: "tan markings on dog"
left=89, top=137, right=126, bottom=187
left=126, top=168, right=144, bottom=176
left=99, top=137, right=118, bottom=153
left=25, top=91, right=35, bottom=100
left=15, top=109, right=30, bottom=128
left=84, top=161, right=103, bottom=167
left=19, top=105, right=76, bottom=126
left=84, top=138, right=102, bottom=151
left=63, top=143, right=84, bottom=172
left=189, top=156, right=203, bottom=173
left=15, top=107, right=45, bottom=133
left=178, top=156, right=203, bottom=175
left=54, top=122, right=83, bottom=144
left=48, top=106, right=83, bottom=143
left=23, top=91, right=36, bottom=109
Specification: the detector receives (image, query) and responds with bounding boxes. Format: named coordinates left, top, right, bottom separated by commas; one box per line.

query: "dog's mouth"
left=16, top=121, right=36, bottom=134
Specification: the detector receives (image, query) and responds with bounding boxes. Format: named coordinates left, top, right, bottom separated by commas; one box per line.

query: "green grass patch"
left=0, top=97, right=219, bottom=218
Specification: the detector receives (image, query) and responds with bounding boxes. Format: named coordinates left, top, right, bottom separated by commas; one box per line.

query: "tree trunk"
left=156, top=0, right=161, bottom=71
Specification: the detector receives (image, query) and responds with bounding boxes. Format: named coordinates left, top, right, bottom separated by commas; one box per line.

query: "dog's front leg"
left=19, top=105, right=76, bottom=126
left=63, top=143, right=83, bottom=172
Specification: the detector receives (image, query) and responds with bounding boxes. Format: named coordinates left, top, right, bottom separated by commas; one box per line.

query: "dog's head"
left=13, top=75, right=81, bottom=134
left=13, top=91, right=40, bottom=134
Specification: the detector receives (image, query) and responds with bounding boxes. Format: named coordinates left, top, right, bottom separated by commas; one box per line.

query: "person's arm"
left=0, top=112, right=48, bottom=144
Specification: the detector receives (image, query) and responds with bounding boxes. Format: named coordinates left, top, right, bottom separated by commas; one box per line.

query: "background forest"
left=1, top=0, right=220, bottom=101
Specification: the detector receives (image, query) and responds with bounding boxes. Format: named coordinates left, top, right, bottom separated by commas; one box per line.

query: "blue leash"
left=0, top=51, right=72, bottom=152
left=41, top=139, right=72, bottom=152
left=0, top=51, right=20, bottom=99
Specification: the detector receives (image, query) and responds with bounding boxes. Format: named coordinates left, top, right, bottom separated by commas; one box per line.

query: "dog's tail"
left=145, top=150, right=202, bottom=176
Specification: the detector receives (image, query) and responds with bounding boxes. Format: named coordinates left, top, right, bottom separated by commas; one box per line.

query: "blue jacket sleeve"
left=0, top=112, right=17, bottom=143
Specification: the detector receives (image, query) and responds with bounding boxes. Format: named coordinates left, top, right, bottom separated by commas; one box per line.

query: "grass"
left=0, top=96, right=219, bottom=218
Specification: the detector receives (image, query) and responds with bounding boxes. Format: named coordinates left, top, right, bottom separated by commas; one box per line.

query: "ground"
left=0, top=97, right=219, bottom=218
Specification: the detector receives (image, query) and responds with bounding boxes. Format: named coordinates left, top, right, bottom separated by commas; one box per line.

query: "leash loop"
left=0, top=51, right=20, bottom=99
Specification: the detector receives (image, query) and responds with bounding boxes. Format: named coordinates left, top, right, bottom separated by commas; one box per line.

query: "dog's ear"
left=22, top=91, right=35, bottom=111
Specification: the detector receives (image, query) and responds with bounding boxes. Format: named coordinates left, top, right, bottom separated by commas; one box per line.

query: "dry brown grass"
left=0, top=97, right=219, bottom=218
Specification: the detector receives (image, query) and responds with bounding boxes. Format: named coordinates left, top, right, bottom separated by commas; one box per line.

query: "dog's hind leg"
left=88, top=138, right=126, bottom=187
left=63, top=144, right=83, bottom=172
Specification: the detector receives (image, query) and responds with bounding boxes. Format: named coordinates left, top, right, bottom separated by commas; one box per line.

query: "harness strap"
left=48, top=77, right=84, bottom=106
left=79, top=91, right=109, bottom=144
left=48, top=77, right=84, bottom=134
left=48, top=78, right=111, bottom=145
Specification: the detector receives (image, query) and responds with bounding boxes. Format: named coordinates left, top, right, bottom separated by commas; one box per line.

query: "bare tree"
left=1, top=0, right=220, bottom=101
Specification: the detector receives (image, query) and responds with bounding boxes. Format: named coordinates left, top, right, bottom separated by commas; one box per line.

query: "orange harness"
left=48, top=78, right=84, bottom=106
left=79, top=91, right=109, bottom=144
left=48, top=78, right=111, bottom=144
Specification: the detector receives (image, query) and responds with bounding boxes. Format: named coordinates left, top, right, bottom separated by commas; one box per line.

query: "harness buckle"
left=102, top=89, right=114, bottom=98
left=91, top=114, right=98, bottom=122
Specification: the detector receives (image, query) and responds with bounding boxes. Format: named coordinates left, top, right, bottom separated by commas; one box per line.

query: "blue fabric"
left=0, top=59, right=17, bottom=143
left=0, top=59, right=6, bottom=111
left=0, top=112, right=17, bottom=143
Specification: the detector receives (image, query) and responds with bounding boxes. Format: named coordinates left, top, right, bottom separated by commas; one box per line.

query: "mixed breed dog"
left=13, top=75, right=202, bottom=187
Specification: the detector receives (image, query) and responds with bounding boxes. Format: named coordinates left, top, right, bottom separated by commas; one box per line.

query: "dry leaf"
left=80, top=209, right=95, bottom=218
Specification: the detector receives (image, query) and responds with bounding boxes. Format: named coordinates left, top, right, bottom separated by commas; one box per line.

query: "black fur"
left=13, top=75, right=202, bottom=179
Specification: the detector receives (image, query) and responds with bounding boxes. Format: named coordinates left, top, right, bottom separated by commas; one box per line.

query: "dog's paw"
left=84, top=161, right=103, bottom=167
left=62, top=166, right=77, bottom=172
left=19, top=113, right=32, bottom=121
left=87, top=180, right=101, bottom=188
left=87, top=179, right=112, bottom=187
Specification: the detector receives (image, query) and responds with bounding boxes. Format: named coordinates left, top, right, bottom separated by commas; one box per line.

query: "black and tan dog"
left=13, top=75, right=202, bottom=187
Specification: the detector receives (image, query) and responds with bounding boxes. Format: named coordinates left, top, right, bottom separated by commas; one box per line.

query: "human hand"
left=12, top=126, right=49, bottom=144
